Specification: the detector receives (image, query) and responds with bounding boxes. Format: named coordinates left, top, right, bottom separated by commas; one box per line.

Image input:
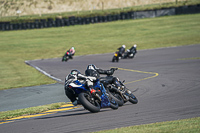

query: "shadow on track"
left=35, top=108, right=115, bottom=120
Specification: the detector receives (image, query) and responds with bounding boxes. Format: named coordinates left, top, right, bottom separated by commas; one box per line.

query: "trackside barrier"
left=1, top=5, right=200, bottom=31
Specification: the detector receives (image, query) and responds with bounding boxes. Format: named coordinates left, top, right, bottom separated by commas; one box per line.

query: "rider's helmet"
left=71, top=47, right=75, bottom=50
left=66, top=69, right=80, bottom=81
left=122, top=45, right=126, bottom=48
left=134, top=44, right=137, bottom=48
left=70, top=69, right=81, bottom=75
left=85, top=64, right=100, bottom=78
left=86, top=64, right=97, bottom=70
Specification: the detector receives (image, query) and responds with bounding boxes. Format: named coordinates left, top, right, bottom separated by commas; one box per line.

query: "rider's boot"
left=72, top=99, right=81, bottom=106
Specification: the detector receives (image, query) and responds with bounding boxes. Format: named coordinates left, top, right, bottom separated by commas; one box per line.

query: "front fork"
left=112, top=81, right=133, bottom=102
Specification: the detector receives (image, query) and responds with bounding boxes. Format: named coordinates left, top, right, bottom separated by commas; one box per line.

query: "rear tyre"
left=78, top=93, right=100, bottom=113
left=65, top=56, right=69, bottom=62
left=116, top=57, right=119, bottom=62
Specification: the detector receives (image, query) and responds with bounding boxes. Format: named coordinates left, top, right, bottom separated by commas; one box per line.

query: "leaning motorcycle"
left=123, top=49, right=136, bottom=59
left=65, top=78, right=118, bottom=113
left=101, top=68, right=138, bottom=106
left=62, top=52, right=72, bottom=62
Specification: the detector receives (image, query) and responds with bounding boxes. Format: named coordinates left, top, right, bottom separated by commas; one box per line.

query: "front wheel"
left=108, top=92, right=124, bottom=106
left=129, top=93, right=138, bottom=104
left=112, top=56, right=116, bottom=62
left=62, top=56, right=65, bottom=62
left=78, top=93, right=100, bottom=113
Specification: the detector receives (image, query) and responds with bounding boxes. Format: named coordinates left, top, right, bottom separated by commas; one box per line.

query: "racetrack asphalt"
left=0, top=44, right=200, bottom=133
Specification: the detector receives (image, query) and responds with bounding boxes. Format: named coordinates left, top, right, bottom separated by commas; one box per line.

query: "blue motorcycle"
left=66, top=78, right=118, bottom=113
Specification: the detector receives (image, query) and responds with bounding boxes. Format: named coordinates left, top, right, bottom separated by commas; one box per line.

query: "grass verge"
left=93, top=117, right=200, bottom=133
left=0, top=13, right=200, bottom=90
left=0, top=102, right=65, bottom=121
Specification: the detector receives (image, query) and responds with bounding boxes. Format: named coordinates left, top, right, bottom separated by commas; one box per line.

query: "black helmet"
left=87, top=64, right=97, bottom=70
left=85, top=64, right=100, bottom=78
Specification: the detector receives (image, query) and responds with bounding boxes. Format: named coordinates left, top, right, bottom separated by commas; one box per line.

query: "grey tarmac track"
left=0, top=83, right=66, bottom=112
left=1, top=44, right=200, bottom=133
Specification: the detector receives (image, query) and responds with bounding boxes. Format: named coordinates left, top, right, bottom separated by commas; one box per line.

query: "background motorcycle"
left=100, top=68, right=138, bottom=106
left=112, top=51, right=121, bottom=62
left=107, top=80, right=138, bottom=105
left=112, top=51, right=119, bottom=62
left=66, top=78, right=118, bottom=113
left=123, top=49, right=136, bottom=59
left=62, top=51, right=72, bottom=62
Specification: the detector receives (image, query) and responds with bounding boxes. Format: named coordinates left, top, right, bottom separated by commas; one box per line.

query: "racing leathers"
left=129, top=46, right=137, bottom=54
left=66, top=47, right=75, bottom=59
left=64, top=70, right=96, bottom=105
left=117, top=46, right=125, bottom=57
left=85, top=64, right=122, bottom=89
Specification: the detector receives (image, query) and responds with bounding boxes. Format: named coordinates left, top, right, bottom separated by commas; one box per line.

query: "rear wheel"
left=116, top=56, right=119, bottom=62
left=65, top=56, right=69, bottom=62
left=78, top=93, right=100, bottom=113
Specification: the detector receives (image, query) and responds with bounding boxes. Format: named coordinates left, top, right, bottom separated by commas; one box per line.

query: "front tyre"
left=112, top=56, right=116, bottom=62
left=108, top=92, right=124, bottom=106
left=62, top=56, right=65, bottom=62
left=129, top=93, right=138, bottom=104
left=78, top=93, right=100, bottom=113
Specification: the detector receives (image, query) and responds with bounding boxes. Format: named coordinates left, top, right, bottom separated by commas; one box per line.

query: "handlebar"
left=111, top=67, right=118, bottom=71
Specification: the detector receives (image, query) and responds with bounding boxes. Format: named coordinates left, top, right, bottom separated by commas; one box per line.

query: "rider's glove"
left=107, top=68, right=118, bottom=75
left=110, top=68, right=118, bottom=71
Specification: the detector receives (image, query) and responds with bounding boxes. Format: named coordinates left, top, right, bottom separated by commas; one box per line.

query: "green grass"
left=0, top=102, right=65, bottom=121
left=93, top=117, right=200, bottom=133
left=0, top=13, right=200, bottom=90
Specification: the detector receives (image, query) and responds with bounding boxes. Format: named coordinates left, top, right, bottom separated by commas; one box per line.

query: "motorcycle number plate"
left=114, top=53, right=118, bottom=56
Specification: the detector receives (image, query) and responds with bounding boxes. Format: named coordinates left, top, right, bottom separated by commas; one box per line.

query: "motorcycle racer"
left=117, top=45, right=126, bottom=58
left=85, top=64, right=122, bottom=90
left=123, top=44, right=137, bottom=58
left=129, top=44, right=137, bottom=55
left=65, top=47, right=75, bottom=59
left=64, top=69, right=97, bottom=106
